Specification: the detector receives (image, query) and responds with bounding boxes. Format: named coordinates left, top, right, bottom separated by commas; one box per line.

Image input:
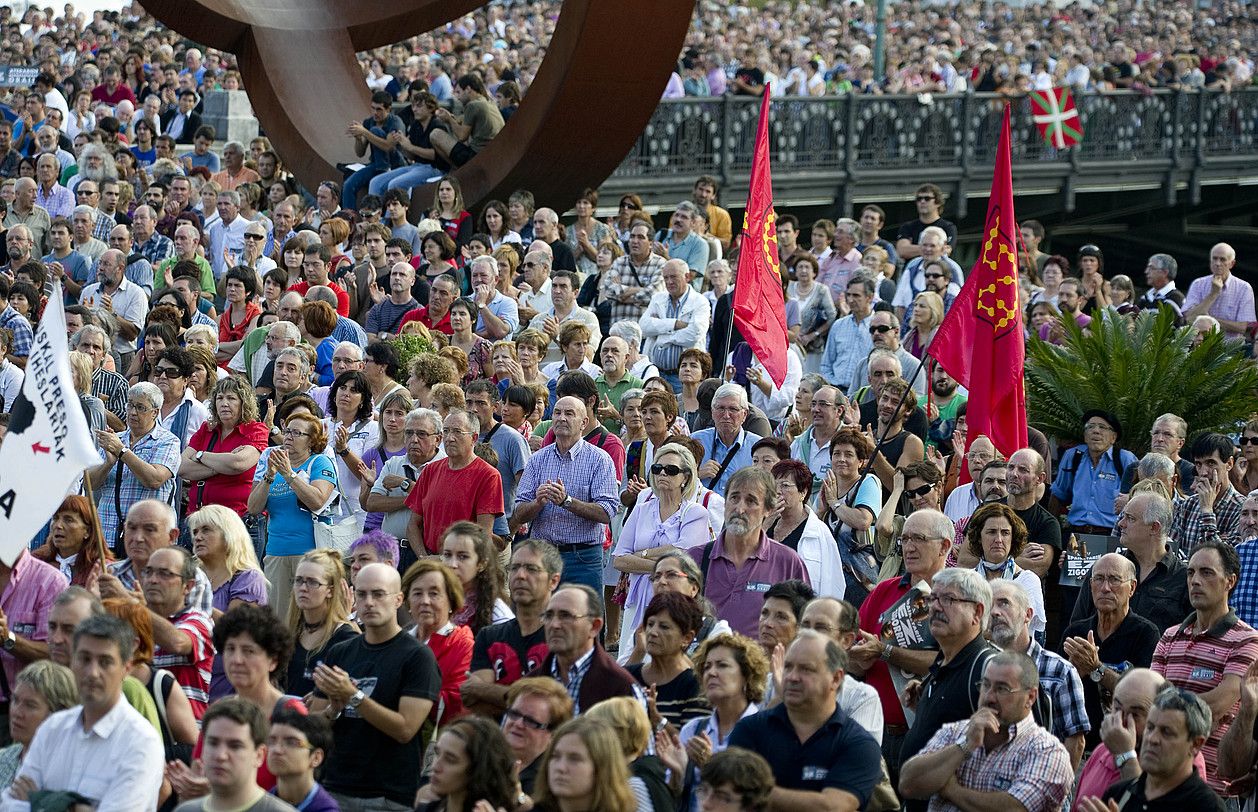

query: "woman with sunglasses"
left=613, top=443, right=711, bottom=651
left=1233, top=418, right=1258, bottom=495
left=875, top=460, right=944, bottom=579
left=612, top=194, right=645, bottom=244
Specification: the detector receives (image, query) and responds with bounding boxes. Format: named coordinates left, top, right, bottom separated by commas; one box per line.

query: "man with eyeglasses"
left=5, top=179, right=50, bottom=256
left=901, top=650, right=1073, bottom=812
left=894, top=183, right=957, bottom=262
left=267, top=705, right=337, bottom=812
left=728, top=630, right=883, bottom=811
left=1118, top=415, right=1194, bottom=506
left=1051, top=410, right=1138, bottom=536
left=1168, top=433, right=1245, bottom=552
left=406, top=408, right=503, bottom=556
left=310, top=562, right=439, bottom=811
left=463, top=541, right=563, bottom=716
left=513, top=250, right=552, bottom=325
left=893, top=226, right=964, bottom=331
left=790, top=384, right=849, bottom=496
left=2, top=224, right=36, bottom=280
left=526, top=584, right=639, bottom=713
left=852, top=312, right=928, bottom=403
left=1061, top=553, right=1162, bottom=751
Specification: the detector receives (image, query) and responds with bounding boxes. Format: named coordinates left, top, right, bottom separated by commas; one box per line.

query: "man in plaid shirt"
left=901, top=650, right=1074, bottom=812
left=988, top=580, right=1090, bottom=770
left=1232, top=492, right=1258, bottom=628
left=1171, top=433, right=1246, bottom=553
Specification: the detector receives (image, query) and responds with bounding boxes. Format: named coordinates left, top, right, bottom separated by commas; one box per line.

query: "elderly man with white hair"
left=70, top=205, right=107, bottom=263
left=609, top=320, right=659, bottom=382
left=656, top=200, right=708, bottom=274
left=88, top=382, right=182, bottom=545
left=6, top=179, right=51, bottom=253
left=468, top=254, right=519, bottom=339
left=79, top=248, right=148, bottom=370
left=1182, top=242, right=1255, bottom=340
left=310, top=341, right=365, bottom=413
left=207, top=188, right=250, bottom=280
left=691, top=383, right=762, bottom=498
left=640, top=258, right=710, bottom=391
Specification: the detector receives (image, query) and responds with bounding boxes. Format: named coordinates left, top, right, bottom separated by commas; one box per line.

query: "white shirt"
left=787, top=507, right=846, bottom=601
left=527, top=304, right=602, bottom=365
left=207, top=213, right=250, bottom=280
left=943, top=482, right=978, bottom=524
left=727, top=345, right=802, bottom=421
left=840, top=674, right=884, bottom=744
left=1, top=699, right=163, bottom=812
left=639, top=288, right=710, bottom=359
left=80, top=277, right=149, bottom=354
left=0, top=360, right=22, bottom=413
left=159, top=388, right=210, bottom=447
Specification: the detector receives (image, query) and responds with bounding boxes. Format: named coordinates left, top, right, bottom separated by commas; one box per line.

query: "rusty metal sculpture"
left=142, top=0, right=695, bottom=212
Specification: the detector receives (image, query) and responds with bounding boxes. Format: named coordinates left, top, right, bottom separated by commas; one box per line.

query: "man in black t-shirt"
left=895, top=183, right=958, bottom=262
left=1091, top=687, right=1224, bottom=812
left=311, top=563, right=440, bottom=810
left=462, top=540, right=561, bottom=716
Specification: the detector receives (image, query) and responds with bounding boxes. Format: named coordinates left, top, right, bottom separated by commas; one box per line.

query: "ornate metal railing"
left=609, top=88, right=1258, bottom=199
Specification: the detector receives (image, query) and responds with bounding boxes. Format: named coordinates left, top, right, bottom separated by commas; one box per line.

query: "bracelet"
left=880, top=642, right=893, bottom=662
left=263, top=475, right=275, bottom=483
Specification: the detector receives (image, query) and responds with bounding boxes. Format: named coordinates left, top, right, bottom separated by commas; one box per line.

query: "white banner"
left=0, top=285, right=103, bottom=565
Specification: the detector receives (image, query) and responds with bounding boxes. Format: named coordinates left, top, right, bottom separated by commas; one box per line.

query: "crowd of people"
left=0, top=3, right=1255, bottom=812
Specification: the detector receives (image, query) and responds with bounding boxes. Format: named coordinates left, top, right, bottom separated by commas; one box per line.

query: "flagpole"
left=80, top=472, right=111, bottom=565
left=852, top=350, right=931, bottom=487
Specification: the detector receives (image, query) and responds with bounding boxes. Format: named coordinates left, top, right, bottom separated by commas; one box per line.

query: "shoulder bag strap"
left=192, top=429, right=219, bottom=512
left=483, top=421, right=504, bottom=444
left=704, top=441, right=742, bottom=488
left=699, top=540, right=716, bottom=583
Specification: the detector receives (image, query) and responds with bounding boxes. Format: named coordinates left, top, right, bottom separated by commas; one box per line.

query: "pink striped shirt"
left=0, top=553, right=68, bottom=700
left=1152, top=611, right=1258, bottom=795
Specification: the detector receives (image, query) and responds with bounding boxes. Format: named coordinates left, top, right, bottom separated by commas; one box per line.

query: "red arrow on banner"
left=31, top=442, right=49, bottom=455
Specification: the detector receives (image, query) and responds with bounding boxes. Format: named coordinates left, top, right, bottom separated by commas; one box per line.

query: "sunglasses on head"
left=650, top=463, right=686, bottom=477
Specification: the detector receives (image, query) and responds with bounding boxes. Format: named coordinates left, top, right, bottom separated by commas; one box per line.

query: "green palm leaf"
left=1026, top=308, right=1258, bottom=455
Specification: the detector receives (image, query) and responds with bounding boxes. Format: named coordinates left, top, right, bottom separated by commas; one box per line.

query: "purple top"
left=613, top=494, right=712, bottom=634
left=1184, top=274, right=1256, bottom=337
left=209, top=568, right=269, bottom=701
left=690, top=531, right=810, bottom=637
left=361, top=444, right=406, bottom=531
left=272, top=781, right=340, bottom=812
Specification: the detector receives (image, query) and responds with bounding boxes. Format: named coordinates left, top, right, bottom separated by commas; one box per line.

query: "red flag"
left=732, top=86, right=788, bottom=387
left=929, top=105, right=1027, bottom=459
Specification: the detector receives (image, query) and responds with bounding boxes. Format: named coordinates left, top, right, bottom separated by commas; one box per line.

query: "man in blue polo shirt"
left=1050, top=409, right=1138, bottom=535
left=692, top=383, right=761, bottom=498
left=728, top=630, right=883, bottom=810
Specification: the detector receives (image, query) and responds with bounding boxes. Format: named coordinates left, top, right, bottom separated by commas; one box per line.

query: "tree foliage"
left=1025, top=307, right=1258, bottom=456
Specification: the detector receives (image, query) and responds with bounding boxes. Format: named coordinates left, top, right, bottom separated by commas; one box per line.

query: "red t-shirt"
left=857, top=575, right=923, bottom=727
left=185, top=421, right=270, bottom=514
left=399, top=306, right=453, bottom=335
left=91, top=83, right=137, bottom=106
left=289, top=280, right=350, bottom=317
left=404, top=457, right=504, bottom=553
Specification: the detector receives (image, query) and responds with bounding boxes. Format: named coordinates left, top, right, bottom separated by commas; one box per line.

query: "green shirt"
left=929, top=393, right=967, bottom=449
left=595, top=373, right=645, bottom=433
left=122, top=674, right=162, bottom=735
left=158, top=254, right=215, bottom=297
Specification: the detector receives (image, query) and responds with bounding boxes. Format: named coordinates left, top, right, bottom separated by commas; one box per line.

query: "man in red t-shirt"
left=847, top=508, right=953, bottom=779
left=91, top=66, right=138, bottom=107
left=399, top=271, right=456, bottom=335
left=406, top=409, right=504, bottom=553
left=289, top=244, right=350, bottom=316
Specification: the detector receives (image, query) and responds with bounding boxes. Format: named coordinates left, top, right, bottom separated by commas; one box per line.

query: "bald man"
left=1182, top=242, right=1255, bottom=339
left=310, top=562, right=440, bottom=810
left=79, top=247, right=149, bottom=368
left=512, top=396, right=621, bottom=594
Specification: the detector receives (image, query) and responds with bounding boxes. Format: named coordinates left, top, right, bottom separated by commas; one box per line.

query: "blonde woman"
left=285, top=549, right=357, bottom=697
left=904, top=290, right=945, bottom=359
left=189, top=504, right=268, bottom=700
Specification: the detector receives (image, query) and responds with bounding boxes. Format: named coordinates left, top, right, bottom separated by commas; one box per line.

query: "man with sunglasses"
left=852, top=310, right=927, bottom=402
left=894, top=183, right=957, bottom=262
left=500, top=678, right=574, bottom=794
left=901, top=650, right=1073, bottom=812
left=893, top=226, right=963, bottom=332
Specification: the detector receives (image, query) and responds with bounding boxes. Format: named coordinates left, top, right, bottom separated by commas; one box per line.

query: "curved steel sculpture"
left=142, top=0, right=695, bottom=211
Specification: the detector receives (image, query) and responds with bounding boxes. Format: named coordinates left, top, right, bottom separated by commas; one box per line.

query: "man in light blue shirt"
left=821, top=276, right=875, bottom=395
left=1050, top=410, right=1138, bottom=532
left=655, top=201, right=709, bottom=274
left=691, top=383, right=762, bottom=498
left=469, top=255, right=519, bottom=340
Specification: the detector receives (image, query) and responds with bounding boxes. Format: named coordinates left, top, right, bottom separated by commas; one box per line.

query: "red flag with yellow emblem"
left=732, top=86, right=788, bottom=387
left=929, top=105, right=1026, bottom=458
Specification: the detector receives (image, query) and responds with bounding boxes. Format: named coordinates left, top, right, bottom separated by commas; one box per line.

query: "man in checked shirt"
left=900, top=650, right=1074, bottom=812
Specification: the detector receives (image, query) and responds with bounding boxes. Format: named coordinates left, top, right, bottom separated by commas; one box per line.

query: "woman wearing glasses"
left=874, top=461, right=944, bottom=579
left=613, top=443, right=711, bottom=650
left=612, top=194, right=646, bottom=244
left=248, top=411, right=338, bottom=614
left=285, top=549, right=357, bottom=698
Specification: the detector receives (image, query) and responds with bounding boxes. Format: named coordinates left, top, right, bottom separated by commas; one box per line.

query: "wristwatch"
left=400, top=480, right=413, bottom=493
left=195, top=450, right=205, bottom=463
left=2, top=631, right=15, bottom=652
left=562, top=495, right=574, bottom=508
left=346, top=689, right=365, bottom=711
left=1114, top=750, right=1138, bottom=769
left=880, top=642, right=893, bottom=662
left=1090, top=666, right=1105, bottom=683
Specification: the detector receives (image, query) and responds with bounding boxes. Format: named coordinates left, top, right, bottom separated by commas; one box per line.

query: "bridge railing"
left=606, top=88, right=1258, bottom=204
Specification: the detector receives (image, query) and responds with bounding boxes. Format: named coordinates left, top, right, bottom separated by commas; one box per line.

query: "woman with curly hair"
left=31, top=496, right=111, bottom=587
left=532, top=717, right=636, bottom=812
left=417, top=717, right=519, bottom=812
left=439, top=521, right=512, bottom=635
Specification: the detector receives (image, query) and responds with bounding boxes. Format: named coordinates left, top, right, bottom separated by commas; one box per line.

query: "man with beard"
left=463, top=541, right=562, bottom=716
left=988, top=581, right=1090, bottom=769
left=926, top=364, right=965, bottom=451
left=900, top=651, right=1073, bottom=812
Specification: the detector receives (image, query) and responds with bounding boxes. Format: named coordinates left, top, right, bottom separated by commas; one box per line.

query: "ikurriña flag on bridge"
left=1030, top=87, right=1084, bottom=149
left=732, top=85, right=789, bottom=387
left=928, top=104, right=1027, bottom=460
left=0, top=284, right=102, bottom=565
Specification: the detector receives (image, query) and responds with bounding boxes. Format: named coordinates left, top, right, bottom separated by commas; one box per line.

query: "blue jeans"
left=367, top=163, right=443, bottom=197
left=342, top=165, right=383, bottom=209
left=560, top=545, right=606, bottom=610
